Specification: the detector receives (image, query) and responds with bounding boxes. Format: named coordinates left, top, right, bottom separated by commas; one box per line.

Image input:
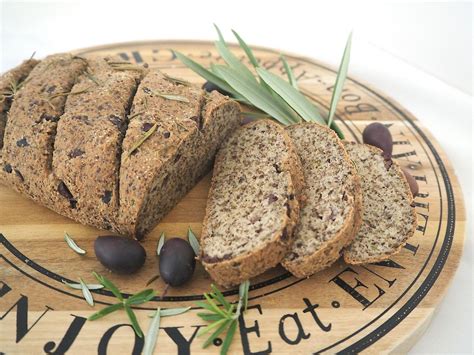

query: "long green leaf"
left=79, top=278, right=94, bottom=307
left=197, top=312, right=223, bottom=322
left=62, top=280, right=104, bottom=290
left=239, top=280, right=250, bottom=312
left=220, top=320, right=238, bottom=355
left=202, top=319, right=231, bottom=348
left=149, top=307, right=191, bottom=318
left=187, top=227, right=200, bottom=256
left=280, top=55, right=298, bottom=89
left=88, top=303, right=123, bottom=321
left=143, top=307, right=161, bottom=355
left=173, top=51, right=239, bottom=97
left=93, top=272, right=123, bottom=301
left=214, top=65, right=296, bottom=125
left=327, top=32, right=352, bottom=127
left=197, top=318, right=228, bottom=337
left=256, top=67, right=325, bottom=123
left=211, top=284, right=231, bottom=309
left=231, top=30, right=259, bottom=68
left=213, top=25, right=256, bottom=83
left=125, top=305, right=143, bottom=338
left=127, top=289, right=156, bottom=305
left=64, top=232, right=86, bottom=255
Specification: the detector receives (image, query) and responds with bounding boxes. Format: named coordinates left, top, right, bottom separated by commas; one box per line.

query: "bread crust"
left=281, top=123, right=362, bottom=278
left=201, top=119, right=305, bottom=287
left=342, top=143, right=417, bottom=264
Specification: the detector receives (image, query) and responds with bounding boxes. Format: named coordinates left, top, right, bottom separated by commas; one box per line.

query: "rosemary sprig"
left=161, top=71, right=191, bottom=86
left=196, top=280, right=250, bottom=354
left=143, top=87, right=189, bottom=103
left=62, top=280, right=104, bottom=290
left=64, top=232, right=86, bottom=255
left=1, top=77, right=30, bottom=103
left=127, top=122, right=159, bottom=156
left=175, top=27, right=351, bottom=139
left=108, top=62, right=145, bottom=72
left=187, top=227, right=200, bottom=256
left=88, top=272, right=156, bottom=338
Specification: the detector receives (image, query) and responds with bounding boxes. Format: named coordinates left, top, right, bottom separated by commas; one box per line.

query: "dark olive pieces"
left=362, top=122, right=393, bottom=159
left=159, top=238, right=196, bottom=287
left=94, top=235, right=146, bottom=274
left=401, top=167, right=419, bottom=197
left=202, top=81, right=232, bottom=97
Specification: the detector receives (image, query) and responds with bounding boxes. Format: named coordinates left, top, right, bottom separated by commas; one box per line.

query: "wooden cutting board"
left=0, top=41, right=465, bottom=354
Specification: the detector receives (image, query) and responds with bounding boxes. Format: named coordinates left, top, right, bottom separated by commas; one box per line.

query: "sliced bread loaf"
left=281, top=123, right=362, bottom=277
left=343, top=142, right=417, bottom=264
left=201, top=119, right=305, bottom=287
left=0, top=59, right=39, bottom=149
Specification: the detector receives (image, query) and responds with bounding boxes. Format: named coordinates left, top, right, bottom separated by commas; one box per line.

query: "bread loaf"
left=0, top=54, right=240, bottom=239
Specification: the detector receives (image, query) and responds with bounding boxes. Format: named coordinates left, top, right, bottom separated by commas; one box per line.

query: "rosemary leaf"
left=232, top=30, right=259, bottom=68
left=79, top=278, right=94, bottom=307
left=221, top=320, right=238, bottom=355
left=173, top=51, right=240, bottom=98
left=143, top=307, right=161, bottom=355
left=239, top=280, right=250, bottom=311
left=162, top=72, right=191, bottom=86
left=256, top=67, right=324, bottom=124
left=64, top=232, right=86, bottom=255
left=128, top=122, right=158, bottom=156
left=148, top=307, right=191, bottom=318
left=211, top=284, right=231, bottom=309
left=62, top=280, right=104, bottom=290
left=144, top=87, right=189, bottom=103
left=88, top=303, right=123, bottom=321
left=157, top=232, right=165, bottom=256
left=327, top=32, right=352, bottom=128
left=195, top=301, right=221, bottom=314
left=213, top=65, right=296, bottom=125
left=187, top=227, right=200, bottom=256
left=49, top=87, right=90, bottom=101
left=145, top=274, right=160, bottom=286
left=202, top=319, right=231, bottom=348
left=197, top=317, right=228, bottom=337
left=280, top=55, right=298, bottom=89
left=127, top=289, right=156, bottom=305
left=125, top=304, right=143, bottom=338
left=196, top=312, right=223, bottom=322
left=128, top=111, right=144, bottom=120
left=203, top=293, right=230, bottom=318
left=93, top=272, right=123, bottom=301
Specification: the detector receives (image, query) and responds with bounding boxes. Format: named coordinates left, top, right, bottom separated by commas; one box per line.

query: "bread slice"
left=343, top=142, right=417, bottom=263
left=0, top=59, right=39, bottom=149
left=281, top=123, right=362, bottom=277
left=201, top=119, right=305, bottom=287
left=53, top=57, right=143, bottom=230
left=118, top=72, right=241, bottom=238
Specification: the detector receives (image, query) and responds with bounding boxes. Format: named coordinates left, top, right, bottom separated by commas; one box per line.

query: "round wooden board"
left=0, top=41, right=466, bottom=354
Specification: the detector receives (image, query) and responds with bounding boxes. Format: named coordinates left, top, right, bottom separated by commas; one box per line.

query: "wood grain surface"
left=0, top=41, right=465, bottom=354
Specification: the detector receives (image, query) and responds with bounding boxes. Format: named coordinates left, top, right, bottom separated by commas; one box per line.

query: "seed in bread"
left=343, top=142, right=417, bottom=264
left=281, top=123, right=362, bottom=278
left=200, top=119, right=304, bottom=287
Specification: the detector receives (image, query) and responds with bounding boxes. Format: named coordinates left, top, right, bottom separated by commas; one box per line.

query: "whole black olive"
left=401, top=167, right=419, bottom=197
left=94, top=235, right=146, bottom=274
left=362, top=122, right=393, bottom=159
left=202, top=81, right=232, bottom=97
left=159, top=238, right=196, bottom=287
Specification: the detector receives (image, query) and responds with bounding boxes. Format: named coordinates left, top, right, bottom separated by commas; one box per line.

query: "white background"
left=1, top=0, right=472, bottom=353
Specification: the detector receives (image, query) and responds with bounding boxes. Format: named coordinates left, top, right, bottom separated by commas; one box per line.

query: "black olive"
left=202, top=81, right=232, bottom=97
left=94, top=235, right=146, bottom=274
left=362, top=122, right=393, bottom=159
left=159, top=238, right=196, bottom=287
left=401, top=167, right=419, bottom=197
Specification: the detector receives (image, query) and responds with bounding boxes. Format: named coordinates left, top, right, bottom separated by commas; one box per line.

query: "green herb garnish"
left=1, top=77, right=30, bottom=103
left=161, top=71, right=191, bottom=86
left=187, top=227, right=200, bottom=256
left=127, top=122, right=159, bottom=156
left=79, top=277, right=94, bottom=306
left=143, top=87, right=189, bottom=103
left=175, top=26, right=352, bottom=139
left=196, top=280, right=250, bottom=354
left=157, top=232, right=166, bottom=256
left=327, top=32, right=352, bottom=128
left=62, top=280, right=103, bottom=290
left=88, top=272, right=156, bottom=338
left=64, top=232, right=86, bottom=255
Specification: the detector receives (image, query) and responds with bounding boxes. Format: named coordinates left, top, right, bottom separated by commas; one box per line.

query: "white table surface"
left=1, top=1, right=472, bottom=353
